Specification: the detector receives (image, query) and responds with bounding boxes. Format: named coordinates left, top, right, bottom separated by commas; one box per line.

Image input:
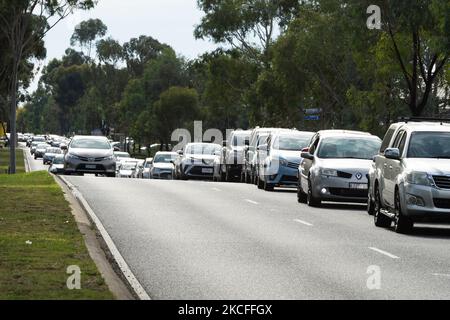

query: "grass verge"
left=0, top=148, right=25, bottom=174
left=0, top=171, right=113, bottom=299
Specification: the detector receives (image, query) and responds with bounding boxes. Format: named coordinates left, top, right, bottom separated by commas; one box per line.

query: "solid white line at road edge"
left=368, top=247, right=400, bottom=259
left=59, top=176, right=151, bottom=300
left=294, top=219, right=314, bottom=227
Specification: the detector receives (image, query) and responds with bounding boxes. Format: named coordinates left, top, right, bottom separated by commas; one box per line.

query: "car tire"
left=257, top=175, right=264, bottom=189
left=307, top=178, right=321, bottom=207
left=374, top=186, right=392, bottom=228
left=367, top=194, right=375, bottom=216
left=297, top=178, right=307, bottom=203
left=246, top=171, right=251, bottom=184
left=220, top=168, right=226, bottom=182
left=394, top=190, right=414, bottom=234
left=264, top=179, right=274, bottom=192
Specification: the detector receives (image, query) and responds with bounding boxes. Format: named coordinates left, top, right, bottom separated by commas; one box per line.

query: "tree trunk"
left=8, top=58, right=19, bottom=174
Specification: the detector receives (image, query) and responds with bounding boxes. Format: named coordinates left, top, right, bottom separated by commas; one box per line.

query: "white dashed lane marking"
left=294, top=219, right=314, bottom=227
left=245, top=199, right=259, bottom=205
left=368, top=247, right=400, bottom=259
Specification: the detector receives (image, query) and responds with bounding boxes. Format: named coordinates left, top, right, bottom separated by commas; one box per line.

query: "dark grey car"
left=64, top=136, right=116, bottom=177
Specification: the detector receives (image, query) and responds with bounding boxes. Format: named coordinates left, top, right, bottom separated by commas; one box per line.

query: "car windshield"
left=154, top=154, right=176, bottom=163
left=186, top=144, right=221, bottom=155
left=71, top=138, right=110, bottom=150
left=52, top=157, right=64, bottom=164
left=115, top=152, right=131, bottom=158
left=318, top=137, right=381, bottom=160
left=46, top=148, right=61, bottom=154
left=232, top=133, right=249, bottom=147
left=408, top=132, right=450, bottom=159
left=274, top=135, right=313, bottom=151
left=121, top=163, right=137, bottom=170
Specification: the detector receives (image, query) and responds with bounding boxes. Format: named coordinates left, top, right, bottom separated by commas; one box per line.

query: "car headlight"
left=67, top=153, right=79, bottom=160
left=105, top=155, right=114, bottom=161
left=279, top=159, right=289, bottom=167
left=321, top=168, right=338, bottom=177
left=406, top=172, right=433, bottom=186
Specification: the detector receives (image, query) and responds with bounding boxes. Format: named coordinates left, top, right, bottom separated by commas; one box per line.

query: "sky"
left=30, top=0, right=218, bottom=92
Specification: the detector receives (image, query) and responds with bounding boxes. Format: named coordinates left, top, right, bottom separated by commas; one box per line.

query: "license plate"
left=86, top=165, right=97, bottom=169
left=202, top=168, right=213, bottom=174
left=349, top=183, right=368, bottom=190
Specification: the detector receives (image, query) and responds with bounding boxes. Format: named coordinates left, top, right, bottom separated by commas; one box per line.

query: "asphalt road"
left=25, top=150, right=450, bottom=299
left=20, top=143, right=48, bottom=172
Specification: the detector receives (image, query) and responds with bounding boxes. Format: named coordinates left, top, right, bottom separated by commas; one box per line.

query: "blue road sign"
left=305, top=115, right=320, bottom=121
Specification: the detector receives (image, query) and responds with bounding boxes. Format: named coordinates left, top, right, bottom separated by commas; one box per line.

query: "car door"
left=376, top=126, right=396, bottom=206
left=300, top=135, right=320, bottom=192
left=383, top=130, right=405, bottom=207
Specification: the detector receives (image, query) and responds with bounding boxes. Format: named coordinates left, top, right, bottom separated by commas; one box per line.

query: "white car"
left=175, top=143, right=222, bottom=180
left=369, top=119, right=450, bottom=233
left=117, top=160, right=139, bottom=178
left=151, top=152, right=178, bottom=179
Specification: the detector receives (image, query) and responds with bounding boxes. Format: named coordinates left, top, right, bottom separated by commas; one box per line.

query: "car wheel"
left=394, top=190, right=414, bottom=234
left=297, top=177, right=307, bottom=203
left=220, top=167, right=226, bottom=182
left=257, top=175, right=264, bottom=189
left=225, top=167, right=231, bottom=182
left=374, top=186, right=391, bottom=228
left=245, top=171, right=251, bottom=184
left=307, top=178, right=321, bottom=207
left=264, top=179, right=274, bottom=192
left=367, top=194, right=375, bottom=216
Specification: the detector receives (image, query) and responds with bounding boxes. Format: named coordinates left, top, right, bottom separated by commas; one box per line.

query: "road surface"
left=25, top=150, right=450, bottom=299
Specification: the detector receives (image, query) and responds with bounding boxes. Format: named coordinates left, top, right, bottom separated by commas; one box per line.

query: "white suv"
left=369, top=119, right=450, bottom=233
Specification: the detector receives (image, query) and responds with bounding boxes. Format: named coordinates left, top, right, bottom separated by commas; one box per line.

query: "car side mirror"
left=301, top=152, right=315, bottom=161
left=61, top=145, right=68, bottom=151
left=222, top=140, right=228, bottom=147
left=113, top=147, right=120, bottom=152
left=384, top=148, right=401, bottom=160
left=244, top=139, right=250, bottom=146
left=301, top=147, right=310, bottom=153
left=177, top=150, right=184, bottom=156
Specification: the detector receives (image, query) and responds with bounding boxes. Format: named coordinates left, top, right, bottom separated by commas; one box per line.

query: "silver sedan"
left=298, top=130, right=382, bottom=207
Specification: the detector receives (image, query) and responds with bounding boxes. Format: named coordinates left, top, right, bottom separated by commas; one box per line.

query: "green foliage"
left=70, top=18, right=107, bottom=58
left=16, top=1, right=450, bottom=147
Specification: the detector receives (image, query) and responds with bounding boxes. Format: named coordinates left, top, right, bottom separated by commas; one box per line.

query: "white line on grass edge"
left=59, top=176, right=151, bottom=300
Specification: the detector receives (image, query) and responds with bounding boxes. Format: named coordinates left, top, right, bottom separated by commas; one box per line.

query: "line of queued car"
left=29, top=117, right=450, bottom=234
left=166, top=118, right=450, bottom=234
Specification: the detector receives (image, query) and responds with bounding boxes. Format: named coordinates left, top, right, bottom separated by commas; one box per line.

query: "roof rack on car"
left=398, top=117, right=450, bottom=125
